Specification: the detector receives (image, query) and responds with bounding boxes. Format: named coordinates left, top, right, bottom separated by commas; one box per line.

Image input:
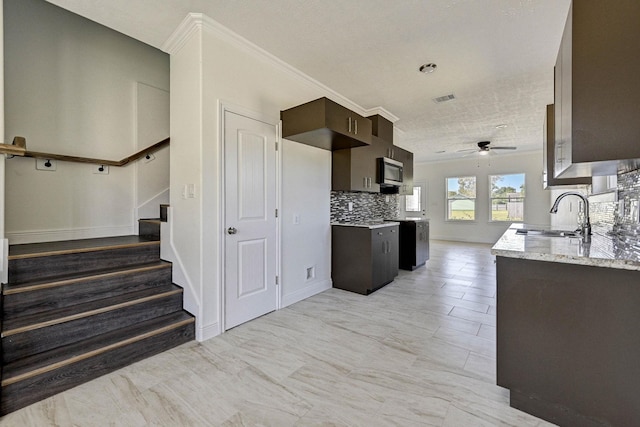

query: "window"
left=405, top=186, right=421, bottom=212
left=446, top=177, right=476, bottom=220
left=490, top=173, right=525, bottom=222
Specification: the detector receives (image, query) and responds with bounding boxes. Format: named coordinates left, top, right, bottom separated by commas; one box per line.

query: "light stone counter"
left=491, top=223, right=640, bottom=271
left=331, top=221, right=400, bottom=229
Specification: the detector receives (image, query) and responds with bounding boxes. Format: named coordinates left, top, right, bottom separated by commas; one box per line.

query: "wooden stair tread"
left=138, top=218, right=161, bottom=223
left=3, top=284, right=183, bottom=333
left=3, top=260, right=171, bottom=294
left=2, top=311, right=194, bottom=386
left=8, top=236, right=159, bottom=259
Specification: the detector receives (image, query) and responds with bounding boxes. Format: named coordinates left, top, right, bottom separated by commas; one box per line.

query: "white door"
left=224, top=111, right=278, bottom=330
left=404, top=181, right=428, bottom=218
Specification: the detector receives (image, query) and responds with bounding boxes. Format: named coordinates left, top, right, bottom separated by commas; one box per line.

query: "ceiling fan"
left=457, top=141, right=517, bottom=156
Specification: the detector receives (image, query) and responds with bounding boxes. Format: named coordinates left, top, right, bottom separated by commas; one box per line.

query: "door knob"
left=227, top=227, right=237, bottom=235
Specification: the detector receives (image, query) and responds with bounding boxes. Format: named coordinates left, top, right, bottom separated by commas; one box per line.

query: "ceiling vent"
left=432, top=94, right=456, bottom=104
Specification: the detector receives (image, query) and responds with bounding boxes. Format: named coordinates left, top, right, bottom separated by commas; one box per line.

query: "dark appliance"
left=377, top=157, right=403, bottom=190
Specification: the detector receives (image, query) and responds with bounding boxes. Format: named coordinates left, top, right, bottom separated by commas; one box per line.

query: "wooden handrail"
left=0, top=136, right=170, bottom=167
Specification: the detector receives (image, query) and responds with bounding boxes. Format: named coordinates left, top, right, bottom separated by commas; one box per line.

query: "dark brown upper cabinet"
left=367, top=115, right=414, bottom=196
left=543, top=104, right=591, bottom=188
left=281, top=97, right=372, bottom=151
left=554, top=1, right=640, bottom=178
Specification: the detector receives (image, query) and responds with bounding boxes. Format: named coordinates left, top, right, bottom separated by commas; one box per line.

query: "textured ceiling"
left=45, top=0, right=571, bottom=162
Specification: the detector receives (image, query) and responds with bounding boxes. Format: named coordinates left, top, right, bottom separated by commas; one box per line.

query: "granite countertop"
left=491, top=223, right=640, bottom=271
left=385, top=217, right=429, bottom=222
left=331, top=221, right=400, bottom=229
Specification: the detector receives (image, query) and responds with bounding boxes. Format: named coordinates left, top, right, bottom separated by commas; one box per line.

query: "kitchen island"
left=492, top=225, right=640, bottom=427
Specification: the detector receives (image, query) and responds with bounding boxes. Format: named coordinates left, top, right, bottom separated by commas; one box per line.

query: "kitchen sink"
left=515, top=229, right=580, bottom=238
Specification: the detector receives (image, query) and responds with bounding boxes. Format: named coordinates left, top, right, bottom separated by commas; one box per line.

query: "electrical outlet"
left=36, top=159, right=56, bottom=171
left=293, top=213, right=300, bottom=224
left=306, top=266, right=315, bottom=281
left=93, top=165, right=109, bottom=175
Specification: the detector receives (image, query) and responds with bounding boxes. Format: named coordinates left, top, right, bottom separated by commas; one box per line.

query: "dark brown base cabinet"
left=332, top=225, right=398, bottom=295
left=496, top=256, right=640, bottom=427
left=396, top=219, right=429, bottom=270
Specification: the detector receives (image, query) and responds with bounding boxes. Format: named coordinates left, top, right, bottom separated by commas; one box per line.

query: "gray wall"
left=4, top=0, right=169, bottom=243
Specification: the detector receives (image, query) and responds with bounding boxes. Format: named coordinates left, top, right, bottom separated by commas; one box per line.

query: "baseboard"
left=281, top=278, right=332, bottom=308
left=197, top=321, right=220, bottom=342
left=6, top=225, right=135, bottom=245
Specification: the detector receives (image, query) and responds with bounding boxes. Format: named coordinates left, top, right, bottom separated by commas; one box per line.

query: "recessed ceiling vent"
left=432, top=94, right=456, bottom=104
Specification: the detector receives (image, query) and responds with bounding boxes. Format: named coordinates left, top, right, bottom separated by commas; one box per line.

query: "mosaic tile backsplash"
left=331, top=191, right=401, bottom=223
left=587, top=169, right=640, bottom=260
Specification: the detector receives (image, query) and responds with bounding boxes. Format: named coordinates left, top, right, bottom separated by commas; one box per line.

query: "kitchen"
left=2, top=0, right=639, bottom=425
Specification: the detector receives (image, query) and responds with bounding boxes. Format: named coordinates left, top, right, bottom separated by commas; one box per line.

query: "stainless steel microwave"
left=377, top=157, right=403, bottom=188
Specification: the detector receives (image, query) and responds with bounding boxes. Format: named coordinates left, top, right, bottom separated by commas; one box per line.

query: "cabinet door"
left=416, top=221, right=429, bottom=265
left=387, top=226, right=399, bottom=281
left=392, top=147, right=413, bottom=195
left=371, top=229, right=387, bottom=290
left=325, top=99, right=372, bottom=145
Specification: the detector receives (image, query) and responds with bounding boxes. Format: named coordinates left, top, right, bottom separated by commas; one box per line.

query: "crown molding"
left=161, top=13, right=398, bottom=122
left=162, top=13, right=204, bottom=55
left=362, top=106, right=399, bottom=123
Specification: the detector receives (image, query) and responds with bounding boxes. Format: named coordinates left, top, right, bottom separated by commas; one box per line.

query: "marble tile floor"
left=0, top=240, right=554, bottom=426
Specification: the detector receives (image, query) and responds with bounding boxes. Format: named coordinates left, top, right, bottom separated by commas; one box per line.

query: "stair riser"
left=2, top=291, right=184, bottom=364
left=138, top=221, right=160, bottom=241
left=0, top=321, right=195, bottom=415
left=8, top=244, right=160, bottom=285
left=3, top=266, right=173, bottom=319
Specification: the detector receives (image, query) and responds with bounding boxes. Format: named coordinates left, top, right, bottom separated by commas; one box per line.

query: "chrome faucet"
left=550, top=191, right=591, bottom=243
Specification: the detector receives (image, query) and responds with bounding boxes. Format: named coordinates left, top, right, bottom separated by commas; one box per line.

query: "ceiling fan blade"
left=456, top=148, right=478, bottom=153
left=490, top=146, right=517, bottom=150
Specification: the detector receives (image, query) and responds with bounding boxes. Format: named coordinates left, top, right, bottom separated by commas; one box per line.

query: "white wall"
left=4, top=0, right=169, bottom=243
left=414, top=151, right=551, bottom=244
left=165, top=14, right=334, bottom=340
left=281, top=140, right=331, bottom=307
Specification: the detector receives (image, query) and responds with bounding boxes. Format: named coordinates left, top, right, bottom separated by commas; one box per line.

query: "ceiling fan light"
left=479, top=149, right=489, bottom=156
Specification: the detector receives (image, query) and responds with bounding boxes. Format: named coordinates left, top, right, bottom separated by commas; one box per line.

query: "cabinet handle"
left=364, top=177, right=368, bottom=188
left=354, top=119, right=358, bottom=135
left=378, top=232, right=383, bottom=236
left=368, top=177, right=372, bottom=187
left=391, top=229, right=396, bottom=233
left=348, top=117, right=352, bottom=133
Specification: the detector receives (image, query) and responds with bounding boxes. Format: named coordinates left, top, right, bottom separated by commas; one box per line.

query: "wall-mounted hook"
left=93, top=164, right=109, bottom=175
left=36, top=159, right=56, bottom=171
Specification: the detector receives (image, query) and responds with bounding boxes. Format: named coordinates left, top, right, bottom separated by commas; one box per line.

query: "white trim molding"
left=162, top=13, right=398, bottom=123
left=6, top=225, right=135, bottom=245
left=282, top=279, right=332, bottom=308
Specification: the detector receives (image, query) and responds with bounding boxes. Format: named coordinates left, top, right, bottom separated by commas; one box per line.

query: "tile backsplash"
left=331, top=191, right=400, bottom=223
left=588, top=168, right=640, bottom=259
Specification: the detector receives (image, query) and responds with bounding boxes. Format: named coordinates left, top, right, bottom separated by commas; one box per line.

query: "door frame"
left=218, top=101, right=281, bottom=332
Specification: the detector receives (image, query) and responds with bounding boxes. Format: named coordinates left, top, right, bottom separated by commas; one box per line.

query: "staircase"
left=0, top=219, right=195, bottom=414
